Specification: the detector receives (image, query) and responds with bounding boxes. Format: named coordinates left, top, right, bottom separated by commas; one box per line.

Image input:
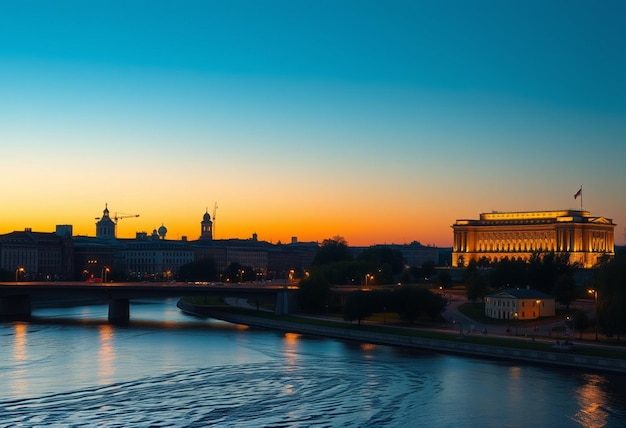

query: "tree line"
left=463, top=251, right=579, bottom=309
left=297, top=237, right=447, bottom=324
left=594, top=249, right=626, bottom=340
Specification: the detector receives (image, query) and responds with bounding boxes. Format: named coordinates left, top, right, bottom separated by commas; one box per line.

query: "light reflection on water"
left=97, top=324, right=115, bottom=384
left=575, top=373, right=611, bottom=427
left=0, top=298, right=624, bottom=427
left=10, top=323, right=28, bottom=397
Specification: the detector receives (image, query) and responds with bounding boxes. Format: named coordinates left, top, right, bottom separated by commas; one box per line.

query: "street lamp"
left=588, top=288, right=598, bottom=341
left=15, top=267, right=24, bottom=283
left=102, top=266, right=110, bottom=283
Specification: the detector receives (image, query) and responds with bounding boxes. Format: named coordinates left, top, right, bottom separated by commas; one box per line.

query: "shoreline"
left=177, top=299, right=626, bottom=375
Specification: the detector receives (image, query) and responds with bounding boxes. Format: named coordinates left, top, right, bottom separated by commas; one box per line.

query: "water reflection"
left=282, top=332, right=301, bottom=394
left=10, top=323, right=28, bottom=396
left=97, top=324, right=115, bottom=384
left=12, top=323, right=27, bottom=361
left=1, top=301, right=624, bottom=427
left=575, top=373, right=609, bottom=427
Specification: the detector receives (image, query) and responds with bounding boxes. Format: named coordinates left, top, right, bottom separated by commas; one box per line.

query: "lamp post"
left=588, top=288, right=598, bottom=341
left=15, top=267, right=24, bottom=284
left=102, top=266, right=110, bottom=283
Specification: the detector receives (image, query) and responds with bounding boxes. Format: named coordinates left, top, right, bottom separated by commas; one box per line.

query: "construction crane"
left=94, top=207, right=139, bottom=238
left=113, top=212, right=139, bottom=238
left=114, top=212, right=140, bottom=223
left=212, top=202, right=218, bottom=239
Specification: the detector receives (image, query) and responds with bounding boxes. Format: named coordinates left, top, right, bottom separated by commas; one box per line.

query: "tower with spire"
left=200, top=209, right=213, bottom=241
left=96, top=203, right=116, bottom=239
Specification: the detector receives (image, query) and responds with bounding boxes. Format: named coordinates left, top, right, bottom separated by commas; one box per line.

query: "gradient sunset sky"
left=1, top=1, right=624, bottom=247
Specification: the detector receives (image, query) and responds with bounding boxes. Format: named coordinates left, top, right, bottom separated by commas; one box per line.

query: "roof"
left=0, top=230, right=65, bottom=244
left=454, top=210, right=615, bottom=227
left=487, top=288, right=553, bottom=300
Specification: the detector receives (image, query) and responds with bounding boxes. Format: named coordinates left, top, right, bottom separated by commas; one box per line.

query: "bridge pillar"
left=275, top=291, right=287, bottom=315
left=0, top=294, right=31, bottom=321
left=275, top=291, right=299, bottom=315
left=108, top=298, right=130, bottom=324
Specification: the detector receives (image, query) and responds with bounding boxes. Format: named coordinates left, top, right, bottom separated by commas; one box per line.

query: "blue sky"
left=1, top=1, right=624, bottom=246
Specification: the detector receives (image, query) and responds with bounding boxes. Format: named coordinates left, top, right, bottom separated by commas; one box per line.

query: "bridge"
left=0, top=282, right=299, bottom=323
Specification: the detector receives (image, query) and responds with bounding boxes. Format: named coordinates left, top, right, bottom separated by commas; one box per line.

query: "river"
left=1, top=298, right=625, bottom=427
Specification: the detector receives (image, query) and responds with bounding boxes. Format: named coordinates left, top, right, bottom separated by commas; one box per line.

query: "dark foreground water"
left=1, top=299, right=625, bottom=427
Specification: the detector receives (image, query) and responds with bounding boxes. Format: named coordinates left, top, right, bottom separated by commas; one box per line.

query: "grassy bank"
left=181, top=300, right=626, bottom=361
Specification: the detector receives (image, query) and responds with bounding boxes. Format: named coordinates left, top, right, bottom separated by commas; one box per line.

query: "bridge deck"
left=0, top=282, right=298, bottom=322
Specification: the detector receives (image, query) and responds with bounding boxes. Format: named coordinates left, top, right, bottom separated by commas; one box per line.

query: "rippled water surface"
left=1, top=299, right=625, bottom=427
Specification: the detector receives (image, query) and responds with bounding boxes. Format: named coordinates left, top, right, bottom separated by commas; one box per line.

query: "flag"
left=574, top=187, right=582, bottom=199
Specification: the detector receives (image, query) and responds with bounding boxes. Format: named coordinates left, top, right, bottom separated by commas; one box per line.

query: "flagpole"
left=580, top=185, right=583, bottom=211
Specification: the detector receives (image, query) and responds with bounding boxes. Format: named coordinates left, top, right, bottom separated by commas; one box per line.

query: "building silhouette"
left=95, top=204, right=116, bottom=240
left=1, top=205, right=320, bottom=281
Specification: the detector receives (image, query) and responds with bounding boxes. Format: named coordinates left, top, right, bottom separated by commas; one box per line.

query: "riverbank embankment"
left=177, top=299, right=626, bottom=375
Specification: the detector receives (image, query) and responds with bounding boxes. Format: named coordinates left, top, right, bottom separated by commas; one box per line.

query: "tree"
left=466, top=271, right=489, bottom=303
left=424, top=291, right=447, bottom=320
left=410, top=262, right=435, bottom=284
left=177, top=258, right=218, bottom=282
left=357, top=245, right=404, bottom=284
left=489, top=257, right=527, bottom=289
left=343, top=290, right=374, bottom=324
left=527, top=251, right=577, bottom=294
left=312, top=237, right=352, bottom=267
left=476, top=256, right=491, bottom=268
left=437, top=270, right=453, bottom=289
left=317, top=260, right=365, bottom=285
left=391, top=285, right=444, bottom=324
left=594, top=251, right=626, bottom=340
left=392, top=285, right=424, bottom=323
left=224, top=262, right=254, bottom=283
left=552, top=274, right=577, bottom=311
left=399, top=269, right=412, bottom=285
left=357, top=246, right=405, bottom=275
left=462, top=258, right=478, bottom=283
left=298, top=275, right=331, bottom=313
left=421, top=260, right=436, bottom=279
left=572, top=310, right=589, bottom=340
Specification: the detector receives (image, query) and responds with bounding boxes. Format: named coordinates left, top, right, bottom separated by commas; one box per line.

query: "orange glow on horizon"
left=0, top=200, right=455, bottom=247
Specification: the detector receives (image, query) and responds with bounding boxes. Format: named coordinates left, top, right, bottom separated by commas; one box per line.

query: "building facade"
left=452, top=210, right=615, bottom=268
left=118, top=238, right=195, bottom=281
left=0, top=227, right=74, bottom=280
left=484, top=289, right=555, bottom=320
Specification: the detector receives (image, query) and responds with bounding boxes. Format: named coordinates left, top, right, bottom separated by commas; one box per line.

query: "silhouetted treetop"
left=312, top=237, right=352, bottom=266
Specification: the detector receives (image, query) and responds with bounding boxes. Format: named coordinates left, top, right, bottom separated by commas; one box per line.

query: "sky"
left=1, top=1, right=625, bottom=247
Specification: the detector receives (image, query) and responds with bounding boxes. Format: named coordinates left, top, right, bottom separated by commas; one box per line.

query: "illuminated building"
left=484, top=289, right=555, bottom=320
left=452, top=210, right=615, bottom=268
